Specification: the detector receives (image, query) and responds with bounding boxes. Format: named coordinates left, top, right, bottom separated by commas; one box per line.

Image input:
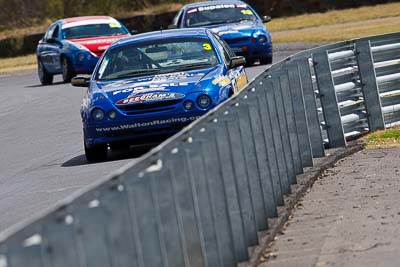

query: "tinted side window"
left=211, top=33, right=231, bottom=64
left=44, top=24, right=57, bottom=40
left=51, top=25, right=59, bottom=39
left=214, top=33, right=236, bottom=58
left=172, top=9, right=184, bottom=26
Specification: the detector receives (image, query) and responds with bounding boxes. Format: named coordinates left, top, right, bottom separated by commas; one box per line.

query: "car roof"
left=183, top=0, right=247, bottom=9
left=112, top=28, right=210, bottom=48
left=59, top=16, right=118, bottom=26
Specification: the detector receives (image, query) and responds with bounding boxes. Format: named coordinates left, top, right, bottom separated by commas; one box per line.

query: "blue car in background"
left=170, top=0, right=273, bottom=65
left=37, top=16, right=130, bottom=85
left=72, top=28, right=248, bottom=162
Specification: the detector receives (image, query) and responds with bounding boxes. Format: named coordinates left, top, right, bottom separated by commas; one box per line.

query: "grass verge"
left=271, top=17, right=400, bottom=43
left=267, top=2, right=400, bottom=32
left=0, top=54, right=36, bottom=74
left=364, top=127, right=400, bottom=148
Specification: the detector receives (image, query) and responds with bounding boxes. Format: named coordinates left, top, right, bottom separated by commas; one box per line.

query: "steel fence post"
left=199, top=126, right=246, bottom=265
left=297, top=57, right=325, bottom=157
left=164, top=150, right=205, bottom=267
left=236, top=101, right=269, bottom=231
left=126, top=174, right=164, bottom=267
left=146, top=167, right=186, bottom=267
left=356, top=39, right=385, bottom=131
left=6, top=244, right=45, bottom=267
left=247, top=92, right=278, bottom=218
left=271, top=75, right=297, bottom=183
left=264, top=77, right=291, bottom=194
left=313, top=51, right=346, bottom=147
left=224, top=109, right=258, bottom=247
left=41, top=213, right=83, bottom=267
left=287, top=62, right=314, bottom=167
left=278, top=71, right=303, bottom=175
left=185, top=141, right=222, bottom=267
left=100, top=186, right=140, bottom=267
left=254, top=80, right=284, bottom=205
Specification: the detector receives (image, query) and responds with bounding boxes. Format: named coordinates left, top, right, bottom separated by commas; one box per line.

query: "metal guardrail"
left=1, top=32, right=400, bottom=267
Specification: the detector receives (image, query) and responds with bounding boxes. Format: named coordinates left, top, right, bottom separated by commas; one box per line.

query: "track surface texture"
left=0, top=43, right=321, bottom=233
left=259, top=147, right=400, bottom=267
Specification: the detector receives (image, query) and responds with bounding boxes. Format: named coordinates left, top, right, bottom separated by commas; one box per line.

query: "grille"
left=117, top=99, right=181, bottom=114
left=224, top=37, right=250, bottom=44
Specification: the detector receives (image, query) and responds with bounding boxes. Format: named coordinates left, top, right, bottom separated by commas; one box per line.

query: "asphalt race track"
left=0, top=43, right=319, bottom=233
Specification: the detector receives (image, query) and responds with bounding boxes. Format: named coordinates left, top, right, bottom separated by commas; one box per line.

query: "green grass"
left=271, top=17, right=400, bottom=43
left=0, top=54, right=36, bottom=74
left=267, top=2, right=400, bottom=32
left=364, top=128, right=400, bottom=148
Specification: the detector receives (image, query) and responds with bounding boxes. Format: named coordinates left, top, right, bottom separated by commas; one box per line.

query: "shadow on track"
left=61, top=146, right=154, bottom=167
left=25, top=81, right=66, bottom=88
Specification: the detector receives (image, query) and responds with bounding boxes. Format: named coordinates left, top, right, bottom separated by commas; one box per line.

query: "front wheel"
left=61, top=56, right=75, bottom=83
left=84, top=142, right=108, bottom=162
left=260, top=55, right=273, bottom=65
left=38, top=60, right=53, bottom=85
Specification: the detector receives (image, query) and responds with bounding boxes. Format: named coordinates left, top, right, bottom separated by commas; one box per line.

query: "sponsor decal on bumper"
left=95, top=116, right=201, bottom=132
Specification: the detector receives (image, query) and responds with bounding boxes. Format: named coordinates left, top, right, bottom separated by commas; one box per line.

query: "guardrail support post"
left=356, top=39, right=385, bottom=131
left=297, top=57, right=325, bottom=157
left=287, top=62, right=314, bottom=166
left=313, top=51, right=346, bottom=148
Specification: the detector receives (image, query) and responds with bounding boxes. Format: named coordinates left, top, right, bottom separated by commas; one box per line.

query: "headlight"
left=183, top=100, right=194, bottom=110
left=91, top=108, right=105, bottom=121
left=197, top=95, right=211, bottom=109
left=108, top=110, right=117, bottom=119
left=259, top=35, right=267, bottom=43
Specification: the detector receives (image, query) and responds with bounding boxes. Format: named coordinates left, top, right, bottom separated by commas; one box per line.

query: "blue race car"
left=170, top=0, right=273, bottom=65
left=72, top=28, right=248, bottom=162
left=37, top=16, right=130, bottom=85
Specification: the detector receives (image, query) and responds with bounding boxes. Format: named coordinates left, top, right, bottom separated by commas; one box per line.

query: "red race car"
left=37, top=16, right=131, bottom=85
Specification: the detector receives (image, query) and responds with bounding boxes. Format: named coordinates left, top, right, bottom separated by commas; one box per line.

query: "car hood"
left=206, top=20, right=266, bottom=38
left=67, top=35, right=129, bottom=56
left=94, top=66, right=220, bottom=106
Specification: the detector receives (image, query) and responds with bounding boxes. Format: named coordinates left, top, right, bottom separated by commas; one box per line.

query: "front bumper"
left=84, top=111, right=206, bottom=147
left=71, top=53, right=100, bottom=74
left=226, top=38, right=272, bottom=60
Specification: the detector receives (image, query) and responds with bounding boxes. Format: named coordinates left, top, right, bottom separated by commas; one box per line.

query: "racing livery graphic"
left=171, top=0, right=273, bottom=65
left=37, top=16, right=130, bottom=85
left=73, top=28, right=248, bottom=162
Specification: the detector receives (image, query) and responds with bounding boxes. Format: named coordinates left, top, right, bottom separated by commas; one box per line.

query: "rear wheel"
left=61, top=56, right=75, bottom=83
left=38, top=60, right=53, bottom=85
left=245, top=58, right=255, bottom=67
left=84, top=142, right=108, bottom=162
left=260, top=55, right=273, bottom=65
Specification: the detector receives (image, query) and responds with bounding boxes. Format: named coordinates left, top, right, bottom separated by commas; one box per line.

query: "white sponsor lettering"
left=95, top=116, right=201, bottom=132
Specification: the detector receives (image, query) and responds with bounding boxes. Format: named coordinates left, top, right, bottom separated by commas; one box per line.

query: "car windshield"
left=62, top=23, right=128, bottom=39
left=185, top=4, right=257, bottom=27
left=96, top=37, right=219, bottom=81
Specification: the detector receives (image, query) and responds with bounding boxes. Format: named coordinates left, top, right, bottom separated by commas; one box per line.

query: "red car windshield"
left=63, top=23, right=128, bottom=39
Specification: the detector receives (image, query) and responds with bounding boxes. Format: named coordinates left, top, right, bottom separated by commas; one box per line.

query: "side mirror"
left=262, top=15, right=272, bottom=23
left=71, top=76, right=90, bottom=87
left=168, top=24, right=177, bottom=29
left=230, top=56, right=246, bottom=69
left=130, top=29, right=138, bottom=35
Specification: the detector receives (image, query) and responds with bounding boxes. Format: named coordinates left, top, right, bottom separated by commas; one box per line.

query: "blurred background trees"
left=0, top=0, right=397, bottom=31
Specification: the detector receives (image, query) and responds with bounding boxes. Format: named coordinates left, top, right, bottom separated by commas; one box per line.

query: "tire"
left=38, top=60, right=53, bottom=85
left=61, top=56, right=75, bottom=83
left=84, top=142, right=108, bottom=162
left=245, top=58, right=255, bottom=67
left=260, top=55, right=273, bottom=65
